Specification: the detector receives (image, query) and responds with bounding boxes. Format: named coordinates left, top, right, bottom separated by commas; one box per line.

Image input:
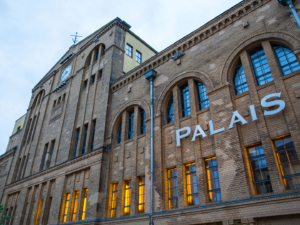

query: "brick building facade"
left=1, top=0, right=300, bottom=224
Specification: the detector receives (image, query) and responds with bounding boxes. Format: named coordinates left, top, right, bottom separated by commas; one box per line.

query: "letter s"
left=261, top=92, right=285, bottom=116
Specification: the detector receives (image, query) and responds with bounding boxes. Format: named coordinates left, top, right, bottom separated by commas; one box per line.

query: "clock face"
left=61, top=65, right=72, bottom=81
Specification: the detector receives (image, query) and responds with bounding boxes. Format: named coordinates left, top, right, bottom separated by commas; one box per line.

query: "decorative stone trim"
left=5, top=149, right=103, bottom=189
left=111, top=0, right=271, bottom=93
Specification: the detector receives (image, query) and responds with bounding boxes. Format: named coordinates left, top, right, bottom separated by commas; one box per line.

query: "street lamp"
left=277, top=0, right=300, bottom=28
left=143, top=69, right=157, bottom=225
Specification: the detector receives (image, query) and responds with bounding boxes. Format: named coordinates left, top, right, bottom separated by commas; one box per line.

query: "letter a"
left=191, top=125, right=207, bottom=142
left=228, top=110, right=248, bottom=129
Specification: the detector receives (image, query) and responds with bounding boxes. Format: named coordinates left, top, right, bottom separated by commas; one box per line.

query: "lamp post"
left=143, top=69, right=157, bottom=225
left=277, top=0, right=300, bottom=28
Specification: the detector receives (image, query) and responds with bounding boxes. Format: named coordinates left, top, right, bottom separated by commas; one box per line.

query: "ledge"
left=256, top=80, right=274, bottom=91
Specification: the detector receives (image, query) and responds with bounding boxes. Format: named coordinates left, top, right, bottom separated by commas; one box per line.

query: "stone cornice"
left=111, top=0, right=271, bottom=93
left=0, top=147, right=16, bottom=161
left=5, top=149, right=103, bottom=189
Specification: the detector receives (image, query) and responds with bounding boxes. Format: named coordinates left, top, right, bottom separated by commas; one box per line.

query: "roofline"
left=128, top=30, right=158, bottom=54
left=15, top=113, right=27, bottom=122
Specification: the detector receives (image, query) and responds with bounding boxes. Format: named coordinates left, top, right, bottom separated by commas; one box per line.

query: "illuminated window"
left=116, top=122, right=122, bottom=144
left=62, top=193, right=70, bottom=223
left=138, top=176, right=145, bottom=213
left=166, top=96, right=174, bottom=124
left=126, top=44, right=133, bottom=57
left=273, top=45, right=300, bottom=76
left=140, top=110, right=146, bottom=135
left=110, top=183, right=118, bottom=218
left=249, top=47, right=273, bottom=86
left=180, top=84, right=191, bottom=117
left=90, top=120, right=96, bottom=151
left=124, top=180, right=131, bottom=216
left=34, top=199, right=43, bottom=225
left=128, top=110, right=134, bottom=139
left=247, top=145, right=273, bottom=194
left=196, top=82, right=209, bottom=110
left=185, top=163, right=198, bottom=205
left=274, top=137, right=300, bottom=190
left=233, top=61, right=249, bottom=95
left=136, top=51, right=142, bottom=63
left=205, top=157, right=222, bottom=201
left=81, top=124, right=88, bottom=155
left=81, top=188, right=88, bottom=220
left=167, top=168, right=178, bottom=209
left=70, top=190, right=79, bottom=221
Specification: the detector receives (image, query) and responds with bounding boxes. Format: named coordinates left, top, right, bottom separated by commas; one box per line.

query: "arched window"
left=273, top=45, right=300, bottom=76
left=196, top=82, right=209, bottom=110
left=128, top=110, right=134, bottom=140
left=249, top=47, right=273, bottom=86
left=166, top=96, right=174, bottom=124
left=116, top=122, right=122, bottom=144
left=180, top=84, right=191, bottom=117
left=140, top=110, right=146, bottom=135
left=233, top=61, right=249, bottom=95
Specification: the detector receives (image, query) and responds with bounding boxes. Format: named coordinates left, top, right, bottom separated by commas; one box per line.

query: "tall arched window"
left=196, top=82, right=209, bottom=110
left=166, top=96, right=174, bottom=124
left=180, top=84, right=191, bottom=117
left=128, top=110, right=134, bottom=140
left=233, top=61, right=249, bottom=95
left=250, top=47, right=273, bottom=86
left=116, top=122, right=122, bottom=144
left=273, top=45, right=300, bottom=76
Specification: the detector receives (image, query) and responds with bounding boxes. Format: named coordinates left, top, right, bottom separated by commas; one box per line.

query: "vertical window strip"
left=166, top=96, right=174, bottom=124
left=273, top=45, right=300, bottom=76
left=111, top=183, right=118, bottom=218
left=81, top=125, right=88, bottom=155
left=41, top=143, right=49, bottom=171
left=136, top=51, right=142, bottom=63
left=205, top=157, right=222, bottom=202
left=94, top=48, right=99, bottom=62
left=62, top=193, right=70, bottom=223
left=180, top=84, right=191, bottom=117
left=247, top=145, right=273, bottom=194
left=116, top=122, right=122, bottom=144
left=274, top=136, right=300, bottom=190
left=70, top=191, right=79, bottom=221
left=73, top=129, right=80, bottom=158
left=196, top=82, right=209, bottom=110
left=90, top=120, right=96, bottom=151
left=48, top=140, right=55, bottom=168
left=250, top=47, right=273, bottom=86
left=185, top=163, right=199, bottom=205
left=138, top=177, right=145, bottom=213
left=124, top=180, right=131, bottom=216
left=34, top=199, right=44, bottom=225
left=102, top=45, right=106, bottom=56
left=43, top=197, right=52, bottom=225
left=128, top=110, right=134, bottom=139
left=27, top=116, right=36, bottom=144
left=81, top=188, right=88, bottom=220
left=167, top=168, right=178, bottom=209
left=140, top=110, right=146, bottom=135
left=233, top=61, right=249, bottom=95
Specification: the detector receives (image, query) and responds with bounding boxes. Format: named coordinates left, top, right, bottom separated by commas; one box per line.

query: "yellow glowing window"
left=62, top=193, right=70, bottom=223
left=185, top=162, right=199, bottom=205
left=111, top=183, right=118, bottom=218
left=205, top=157, right=222, bottom=202
left=167, top=168, right=178, bottom=209
left=124, top=180, right=131, bottom=216
left=81, top=188, right=88, bottom=220
left=138, top=176, right=145, bottom=213
left=34, top=199, right=43, bottom=225
left=70, top=190, right=79, bottom=221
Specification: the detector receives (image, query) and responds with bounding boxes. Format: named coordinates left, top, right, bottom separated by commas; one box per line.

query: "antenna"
left=70, top=32, right=82, bottom=45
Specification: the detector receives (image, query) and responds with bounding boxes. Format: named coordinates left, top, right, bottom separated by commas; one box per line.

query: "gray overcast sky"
left=0, top=0, right=241, bottom=155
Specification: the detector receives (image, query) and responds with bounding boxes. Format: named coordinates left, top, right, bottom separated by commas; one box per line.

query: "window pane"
left=196, top=82, right=210, bottom=110
left=273, top=45, right=300, bottom=76
left=205, top=157, right=222, bottom=202
left=166, top=96, right=174, bottom=124
left=128, top=110, right=134, bottom=139
left=250, top=47, right=273, bottom=86
left=180, top=84, right=191, bottom=117
left=233, top=62, right=249, bottom=95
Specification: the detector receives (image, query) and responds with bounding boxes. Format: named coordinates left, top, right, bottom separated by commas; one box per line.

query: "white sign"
left=176, top=93, right=285, bottom=147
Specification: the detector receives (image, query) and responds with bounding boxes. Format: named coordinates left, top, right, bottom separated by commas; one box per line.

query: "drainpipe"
left=143, top=69, right=157, bottom=225
left=277, top=0, right=300, bottom=28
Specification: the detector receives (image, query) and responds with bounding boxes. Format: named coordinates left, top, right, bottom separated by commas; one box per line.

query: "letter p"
left=176, top=127, right=191, bottom=147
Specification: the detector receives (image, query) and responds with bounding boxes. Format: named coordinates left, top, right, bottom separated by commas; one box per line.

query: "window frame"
left=196, top=82, right=209, bottom=110
left=110, top=183, right=118, bottom=218
left=180, top=83, right=191, bottom=118
left=185, top=162, right=199, bottom=206
left=123, top=179, right=131, bottom=216
left=140, top=109, right=146, bottom=135
left=205, top=157, right=222, bottom=202
left=138, top=176, right=145, bottom=213
left=167, top=168, right=178, bottom=209
left=127, top=110, right=134, bottom=140
left=126, top=44, right=133, bottom=58
left=233, top=61, right=249, bottom=95
left=136, top=50, right=142, bottom=63
left=81, top=188, right=88, bottom=220
left=166, top=95, right=174, bottom=124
